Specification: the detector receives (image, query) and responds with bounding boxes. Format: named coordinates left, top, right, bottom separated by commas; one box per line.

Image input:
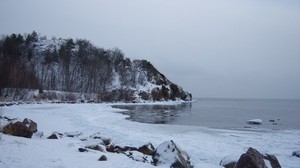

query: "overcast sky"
left=1, top=0, right=300, bottom=99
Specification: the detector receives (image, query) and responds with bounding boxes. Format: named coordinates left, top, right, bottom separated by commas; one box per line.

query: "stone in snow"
left=152, top=140, right=193, bottom=168
left=2, top=118, right=37, bottom=138
left=292, top=151, right=300, bottom=158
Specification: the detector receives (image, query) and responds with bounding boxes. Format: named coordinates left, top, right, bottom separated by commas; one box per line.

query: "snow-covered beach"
left=1, top=103, right=300, bottom=168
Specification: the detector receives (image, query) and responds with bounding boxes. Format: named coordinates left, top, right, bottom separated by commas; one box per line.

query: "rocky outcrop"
left=3, top=118, right=37, bottom=138
left=220, top=147, right=281, bottom=168
left=152, top=140, right=193, bottom=168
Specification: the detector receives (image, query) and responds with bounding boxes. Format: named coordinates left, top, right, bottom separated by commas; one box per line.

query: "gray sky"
left=1, top=0, right=300, bottom=99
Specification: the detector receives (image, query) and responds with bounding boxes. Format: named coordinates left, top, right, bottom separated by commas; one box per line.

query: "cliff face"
left=0, top=32, right=192, bottom=102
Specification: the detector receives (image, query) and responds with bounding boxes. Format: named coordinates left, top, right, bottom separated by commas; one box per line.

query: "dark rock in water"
left=138, top=143, right=155, bottom=155
left=247, top=119, right=262, bottom=125
left=78, top=148, right=88, bottom=152
left=98, top=155, right=107, bottom=161
left=152, top=140, right=193, bottom=168
left=264, top=154, right=281, bottom=168
left=234, top=147, right=266, bottom=168
left=3, top=118, right=38, bottom=138
left=292, top=151, right=300, bottom=158
left=269, top=120, right=275, bottom=122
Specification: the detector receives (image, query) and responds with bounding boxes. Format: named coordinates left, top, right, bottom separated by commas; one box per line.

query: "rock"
left=152, top=140, right=193, bottom=168
left=47, top=134, right=59, bottom=139
left=85, top=145, right=106, bottom=152
left=222, top=162, right=236, bottom=168
left=220, top=148, right=282, bottom=168
left=263, top=154, right=281, bottom=168
left=78, top=148, right=88, bottom=152
left=106, top=144, right=115, bottom=153
left=120, top=146, right=138, bottom=152
left=89, top=133, right=111, bottom=145
left=138, top=143, right=155, bottom=155
left=3, top=118, right=38, bottom=138
left=64, top=131, right=82, bottom=137
left=126, top=151, right=150, bottom=163
left=292, top=151, right=300, bottom=158
left=232, top=147, right=282, bottom=168
left=47, top=132, right=63, bottom=139
left=219, top=155, right=238, bottom=168
left=23, top=118, right=37, bottom=133
left=98, top=155, right=107, bottom=161
left=234, top=147, right=266, bottom=168
left=247, top=119, right=262, bottom=125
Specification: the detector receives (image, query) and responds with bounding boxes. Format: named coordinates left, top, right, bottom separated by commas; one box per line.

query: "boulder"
left=98, top=155, right=107, bottom=161
left=3, top=118, right=38, bottom=138
left=225, top=147, right=282, bottom=168
left=47, top=132, right=63, bottom=139
left=85, top=144, right=106, bottom=152
left=152, top=140, right=193, bottom=168
left=23, top=118, right=37, bottom=133
left=106, top=144, right=115, bottom=153
left=138, top=143, right=155, bottom=155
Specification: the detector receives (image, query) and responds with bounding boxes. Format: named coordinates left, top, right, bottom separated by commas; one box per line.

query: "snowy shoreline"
left=1, top=103, right=300, bottom=168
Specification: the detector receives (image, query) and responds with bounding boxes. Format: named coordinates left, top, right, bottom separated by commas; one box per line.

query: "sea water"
left=113, top=98, right=300, bottom=130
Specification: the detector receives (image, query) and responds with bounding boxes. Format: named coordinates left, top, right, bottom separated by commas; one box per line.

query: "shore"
left=1, top=103, right=300, bottom=168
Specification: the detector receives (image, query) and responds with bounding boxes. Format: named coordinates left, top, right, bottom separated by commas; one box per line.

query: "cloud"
left=0, top=0, right=299, bottom=99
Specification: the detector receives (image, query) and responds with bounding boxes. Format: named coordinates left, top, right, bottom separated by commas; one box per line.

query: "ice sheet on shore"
left=0, top=103, right=300, bottom=168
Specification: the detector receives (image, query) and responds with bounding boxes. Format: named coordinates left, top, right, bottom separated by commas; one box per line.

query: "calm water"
left=113, top=98, right=300, bottom=130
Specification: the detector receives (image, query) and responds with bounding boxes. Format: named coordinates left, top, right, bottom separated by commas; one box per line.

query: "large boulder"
left=152, top=140, right=193, bottom=168
left=220, top=147, right=282, bottom=168
left=3, top=118, right=37, bottom=138
left=234, top=147, right=267, bottom=168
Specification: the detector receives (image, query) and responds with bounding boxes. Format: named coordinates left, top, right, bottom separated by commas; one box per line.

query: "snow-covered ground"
left=0, top=103, right=299, bottom=168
